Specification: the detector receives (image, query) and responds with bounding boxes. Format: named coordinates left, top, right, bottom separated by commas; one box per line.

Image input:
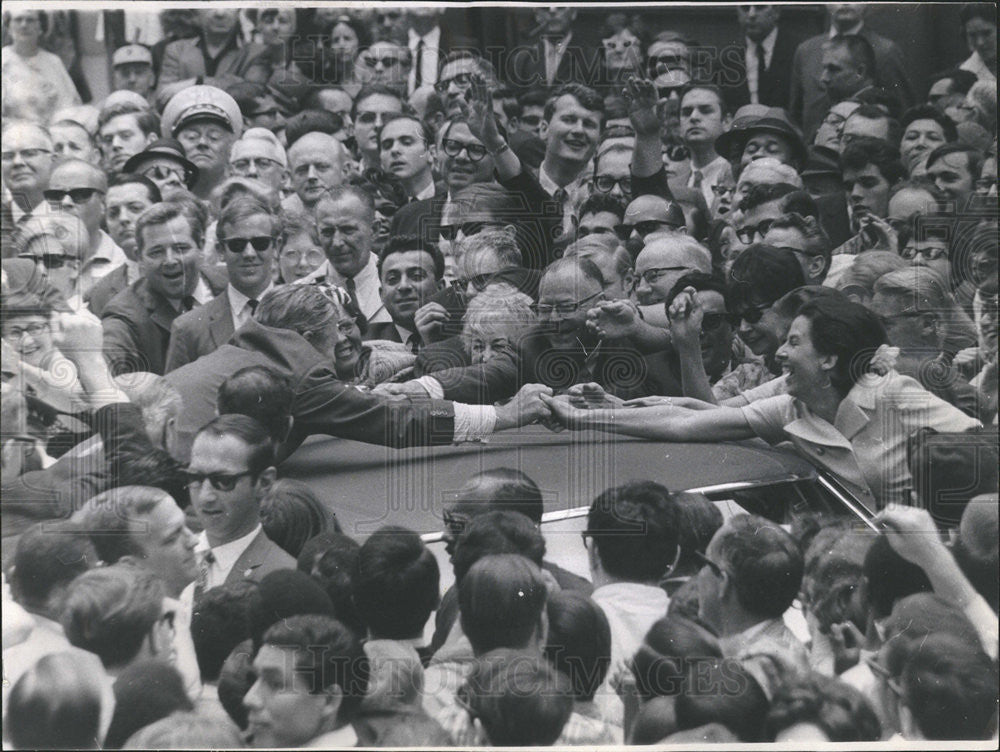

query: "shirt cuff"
left=414, top=375, right=444, bottom=400
left=453, top=404, right=497, bottom=443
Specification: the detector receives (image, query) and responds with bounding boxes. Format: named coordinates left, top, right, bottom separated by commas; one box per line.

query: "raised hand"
left=873, top=506, right=945, bottom=566
left=466, top=74, right=504, bottom=152
left=667, top=286, right=703, bottom=349
left=413, top=302, right=450, bottom=345
left=623, top=74, right=661, bottom=137
left=51, top=310, right=104, bottom=363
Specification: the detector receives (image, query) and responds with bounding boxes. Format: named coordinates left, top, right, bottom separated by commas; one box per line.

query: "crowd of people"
left=2, top=3, right=998, bottom=748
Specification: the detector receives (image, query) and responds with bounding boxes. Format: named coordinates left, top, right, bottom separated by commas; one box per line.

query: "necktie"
left=343, top=276, right=358, bottom=308
left=553, top=187, right=568, bottom=206
left=691, top=170, right=704, bottom=189
left=182, top=295, right=197, bottom=312
left=248, top=299, right=258, bottom=315
left=414, top=38, right=424, bottom=89
left=756, top=42, right=766, bottom=99
left=193, top=549, right=216, bottom=602
left=406, top=332, right=422, bottom=354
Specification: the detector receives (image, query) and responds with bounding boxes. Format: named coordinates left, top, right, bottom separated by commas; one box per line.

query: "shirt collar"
left=409, top=26, right=441, bottom=47
left=746, top=27, right=779, bottom=55
left=85, top=231, right=127, bottom=268
left=543, top=31, right=573, bottom=48
left=414, top=180, right=436, bottom=201
left=196, top=524, right=262, bottom=576
left=394, top=323, right=416, bottom=343
left=538, top=162, right=585, bottom=195
left=228, top=281, right=273, bottom=312
left=830, top=21, right=864, bottom=39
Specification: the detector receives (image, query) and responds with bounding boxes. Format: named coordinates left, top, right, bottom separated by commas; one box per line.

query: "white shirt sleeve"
left=414, top=375, right=444, bottom=399
left=452, top=404, right=497, bottom=443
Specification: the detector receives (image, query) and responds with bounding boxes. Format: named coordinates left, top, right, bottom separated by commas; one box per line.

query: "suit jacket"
left=164, top=291, right=234, bottom=373
left=101, top=267, right=227, bottom=376
left=389, top=195, right=447, bottom=243
left=723, top=27, right=801, bottom=111
left=365, top=321, right=405, bottom=344
left=86, top=263, right=129, bottom=318
left=789, top=28, right=915, bottom=139
left=164, top=317, right=458, bottom=463
left=508, top=36, right=599, bottom=92
left=224, top=529, right=296, bottom=586
left=157, top=34, right=246, bottom=93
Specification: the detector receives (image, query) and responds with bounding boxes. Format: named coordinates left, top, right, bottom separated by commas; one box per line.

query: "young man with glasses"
left=45, top=159, right=128, bottom=301
left=181, top=414, right=294, bottom=605
left=165, top=196, right=277, bottom=372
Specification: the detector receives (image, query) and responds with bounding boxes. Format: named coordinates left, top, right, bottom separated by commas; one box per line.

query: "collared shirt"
left=228, top=281, right=273, bottom=330
left=408, top=25, right=442, bottom=93
left=299, top=252, right=392, bottom=324
left=80, top=231, right=128, bottom=298
left=193, top=524, right=262, bottom=591
left=745, top=27, right=779, bottom=104
left=543, top=32, right=573, bottom=85
left=687, top=154, right=732, bottom=208
left=590, top=582, right=670, bottom=727
left=167, top=275, right=213, bottom=312
left=741, top=370, right=980, bottom=507
left=960, top=50, right=997, bottom=83
left=829, top=21, right=864, bottom=39
left=538, top=161, right=587, bottom=237
left=413, top=179, right=436, bottom=202
left=196, top=30, right=242, bottom=77
left=719, top=617, right=810, bottom=700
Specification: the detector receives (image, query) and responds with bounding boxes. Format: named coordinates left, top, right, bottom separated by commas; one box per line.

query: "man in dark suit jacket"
left=722, top=6, right=801, bottom=111
left=184, top=414, right=295, bottom=603
left=101, top=202, right=228, bottom=375
left=789, top=5, right=914, bottom=139
left=156, top=8, right=245, bottom=99
left=86, top=264, right=129, bottom=318
left=508, top=7, right=599, bottom=92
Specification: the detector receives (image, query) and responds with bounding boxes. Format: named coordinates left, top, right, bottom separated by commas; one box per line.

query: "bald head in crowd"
left=286, top=132, right=346, bottom=212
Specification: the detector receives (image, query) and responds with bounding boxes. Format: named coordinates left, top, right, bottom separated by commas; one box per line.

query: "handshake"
left=497, top=382, right=633, bottom=432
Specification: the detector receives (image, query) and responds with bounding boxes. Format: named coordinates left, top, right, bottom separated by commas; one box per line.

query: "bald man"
left=45, top=159, right=127, bottom=298
left=282, top=132, right=347, bottom=215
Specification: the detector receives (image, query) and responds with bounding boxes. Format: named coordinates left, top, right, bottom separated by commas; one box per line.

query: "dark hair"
left=766, top=672, right=882, bottom=742
left=377, top=233, right=445, bottom=280
left=459, top=554, right=548, bottom=656
left=579, top=192, right=627, bottom=222
left=666, top=272, right=728, bottom=311
left=840, top=136, right=906, bottom=185
left=107, top=172, right=162, bottom=204
left=928, top=67, right=979, bottom=96
left=739, top=182, right=799, bottom=213
left=673, top=491, right=724, bottom=572
left=380, top=110, right=435, bottom=147
left=98, top=102, right=161, bottom=137
left=458, top=649, right=574, bottom=746
left=680, top=83, right=730, bottom=118
left=261, top=614, right=369, bottom=721
left=353, top=526, right=440, bottom=640
left=794, top=297, right=889, bottom=395
left=519, top=87, right=549, bottom=110
left=112, top=445, right=189, bottom=509
left=827, top=34, right=877, bottom=82
left=599, top=12, right=650, bottom=49
left=7, top=653, right=103, bottom=751
left=260, top=479, right=338, bottom=558
left=900, top=631, right=999, bottom=740
left=309, top=534, right=366, bottom=636
left=136, top=200, right=206, bottom=255
left=193, top=414, right=275, bottom=477
left=543, top=83, right=604, bottom=124
left=960, top=2, right=997, bottom=27
left=225, top=80, right=269, bottom=118
left=925, top=142, right=986, bottom=181
left=780, top=189, right=821, bottom=219
left=10, top=520, right=96, bottom=612
left=217, top=365, right=294, bottom=444
left=543, top=591, right=612, bottom=701
left=900, top=104, right=959, bottom=144
left=251, top=569, right=337, bottom=649
left=452, top=510, right=546, bottom=583
left=351, top=83, right=404, bottom=120
left=61, top=563, right=166, bottom=669
left=862, top=535, right=933, bottom=619
left=727, top=244, right=806, bottom=310
left=104, top=660, right=194, bottom=749
left=586, top=481, right=681, bottom=583
left=630, top=615, right=723, bottom=699
left=284, top=109, right=346, bottom=147
left=674, top=659, right=768, bottom=742
left=190, top=580, right=261, bottom=682
left=464, top=467, right=545, bottom=524
left=845, top=104, right=902, bottom=145
left=73, top=486, right=168, bottom=565
left=216, top=194, right=280, bottom=244
left=714, top=514, right=803, bottom=619
left=771, top=285, right=845, bottom=321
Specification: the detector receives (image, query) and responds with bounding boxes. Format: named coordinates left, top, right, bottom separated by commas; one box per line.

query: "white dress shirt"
left=960, top=50, right=997, bottom=83
left=299, top=252, right=392, bottom=324
left=687, top=154, right=732, bottom=208
left=228, top=282, right=274, bottom=330
left=744, top=27, right=778, bottom=104
left=167, top=276, right=213, bottom=312
left=408, top=25, right=442, bottom=93
left=829, top=21, right=864, bottom=39
left=194, top=524, right=262, bottom=591
left=543, top=32, right=573, bottom=86
left=538, top=161, right=587, bottom=237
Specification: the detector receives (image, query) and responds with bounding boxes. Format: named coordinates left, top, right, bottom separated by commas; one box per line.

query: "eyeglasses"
left=439, top=221, right=492, bottom=242
left=183, top=469, right=255, bottom=492
left=663, top=144, right=690, bottom=162
left=434, top=72, right=474, bottom=93
left=520, top=114, right=542, bottom=127
left=3, top=322, right=49, bottom=339
left=533, top=290, right=602, bottom=317
left=593, top=175, right=632, bottom=194
left=231, top=157, right=282, bottom=172
left=19, top=252, right=77, bottom=270
left=442, top=138, right=488, bottom=162
left=1, top=148, right=52, bottom=162
left=617, top=219, right=682, bottom=238
left=657, top=84, right=687, bottom=100
left=711, top=184, right=735, bottom=197
left=735, top=218, right=777, bottom=244
left=222, top=236, right=274, bottom=254
left=443, top=509, right=471, bottom=538
left=637, top=266, right=689, bottom=285
left=281, top=248, right=325, bottom=266
left=603, top=38, right=637, bottom=51
left=974, top=178, right=997, bottom=194
left=735, top=300, right=772, bottom=324
left=361, top=55, right=406, bottom=69
left=43, top=187, right=104, bottom=205
left=701, top=312, right=737, bottom=332
left=452, top=272, right=495, bottom=294
left=141, top=164, right=185, bottom=181
left=693, top=549, right=726, bottom=578
left=900, top=245, right=948, bottom=261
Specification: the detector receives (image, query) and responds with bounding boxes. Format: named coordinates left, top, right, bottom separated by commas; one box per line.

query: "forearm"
left=632, top=132, right=664, bottom=179
left=482, top=129, right=521, bottom=182
left=73, top=353, right=129, bottom=408
left=676, top=341, right=719, bottom=405
left=629, top=319, right=673, bottom=354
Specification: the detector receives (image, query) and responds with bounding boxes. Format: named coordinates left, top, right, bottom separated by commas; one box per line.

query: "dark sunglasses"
left=663, top=144, right=690, bottom=162
left=616, top=219, right=681, bottom=237
left=434, top=72, right=474, bottom=93
left=452, top=272, right=494, bottom=293
left=142, top=164, right=185, bottom=181
left=362, top=55, right=406, bottom=68
left=20, top=252, right=76, bottom=269
left=442, top=138, right=488, bottom=162
left=222, top=236, right=273, bottom=254
left=657, top=84, right=687, bottom=100
left=183, top=469, right=254, bottom=492
left=439, top=221, right=489, bottom=242
left=594, top=175, right=632, bottom=194
left=735, top=300, right=772, bottom=324
left=43, top=187, right=103, bottom=205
